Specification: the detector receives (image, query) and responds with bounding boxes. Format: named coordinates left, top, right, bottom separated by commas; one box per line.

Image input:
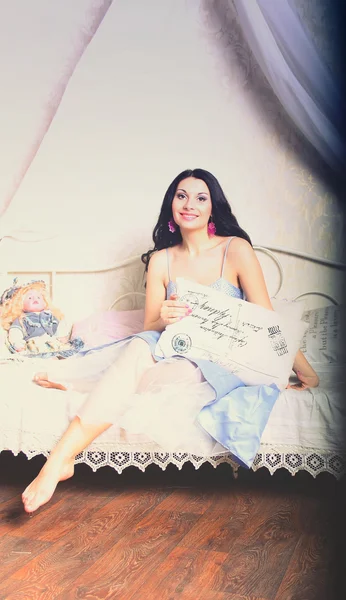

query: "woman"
left=22, top=168, right=319, bottom=513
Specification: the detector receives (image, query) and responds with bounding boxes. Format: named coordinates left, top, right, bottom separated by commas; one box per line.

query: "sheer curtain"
left=232, top=0, right=345, bottom=173
left=0, top=0, right=112, bottom=238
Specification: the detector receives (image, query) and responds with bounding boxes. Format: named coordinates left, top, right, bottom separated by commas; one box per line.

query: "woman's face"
left=23, top=289, right=46, bottom=313
left=171, top=177, right=212, bottom=233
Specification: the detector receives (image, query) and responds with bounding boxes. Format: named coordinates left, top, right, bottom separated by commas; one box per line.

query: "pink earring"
left=208, top=219, right=216, bottom=237
left=168, top=219, right=176, bottom=233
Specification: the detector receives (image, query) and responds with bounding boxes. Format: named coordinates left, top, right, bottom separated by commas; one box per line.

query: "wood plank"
left=54, top=508, right=200, bottom=599
left=157, top=487, right=217, bottom=514
left=0, top=483, right=77, bottom=537
left=0, top=496, right=36, bottom=537
left=52, top=487, right=171, bottom=551
left=126, top=546, right=228, bottom=600
left=0, top=455, right=342, bottom=600
left=180, top=488, right=259, bottom=553
left=8, top=488, right=171, bottom=597
left=0, top=577, right=26, bottom=599
left=0, top=577, right=68, bottom=600
left=274, top=533, right=335, bottom=600
left=0, top=483, right=23, bottom=504
left=9, top=487, right=115, bottom=543
left=199, top=593, right=268, bottom=600
left=212, top=497, right=301, bottom=599
left=0, top=535, right=50, bottom=581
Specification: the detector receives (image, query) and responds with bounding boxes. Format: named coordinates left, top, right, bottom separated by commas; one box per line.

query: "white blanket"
left=1, top=355, right=344, bottom=459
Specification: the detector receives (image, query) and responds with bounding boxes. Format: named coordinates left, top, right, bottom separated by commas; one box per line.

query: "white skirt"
left=43, top=337, right=226, bottom=456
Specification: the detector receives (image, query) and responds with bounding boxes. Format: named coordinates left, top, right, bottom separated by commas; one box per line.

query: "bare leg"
left=32, top=342, right=128, bottom=393
left=22, top=338, right=155, bottom=513
left=22, top=417, right=111, bottom=513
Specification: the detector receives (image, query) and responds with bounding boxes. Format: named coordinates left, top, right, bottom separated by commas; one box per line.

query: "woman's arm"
left=230, top=238, right=319, bottom=389
left=289, top=350, right=319, bottom=390
left=143, top=251, right=167, bottom=332
left=231, top=238, right=273, bottom=310
left=143, top=250, right=190, bottom=332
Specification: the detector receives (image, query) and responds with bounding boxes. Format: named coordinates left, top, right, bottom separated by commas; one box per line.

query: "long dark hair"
left=141, top=168, right=251, bottom=270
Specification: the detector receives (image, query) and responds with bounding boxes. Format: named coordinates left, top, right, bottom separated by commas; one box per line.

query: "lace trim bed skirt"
left=2, top=427, right=344, bottom=479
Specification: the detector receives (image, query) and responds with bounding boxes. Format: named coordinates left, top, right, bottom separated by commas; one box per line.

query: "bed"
left=0, top=244, right=345, bottom=479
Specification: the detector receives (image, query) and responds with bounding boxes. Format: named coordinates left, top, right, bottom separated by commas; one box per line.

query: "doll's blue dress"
left=8, top=311, right=84, bottom=358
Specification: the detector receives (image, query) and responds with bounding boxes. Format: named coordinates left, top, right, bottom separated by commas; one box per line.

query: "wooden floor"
left=0, top=452, right=345, bottom=600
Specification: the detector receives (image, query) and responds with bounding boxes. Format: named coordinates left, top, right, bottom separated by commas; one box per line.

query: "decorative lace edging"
left=252, top=449, right=344, bottom=479
left=2, top=428, right=344, bottom=479
left=75, top=449, right=345, bottom=479
left=4, top=444, right=345, bottom=480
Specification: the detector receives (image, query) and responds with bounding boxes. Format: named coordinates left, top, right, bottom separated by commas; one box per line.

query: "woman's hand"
left=287, top=350, right=320, bottom=391
left=160, top=294, right=192, bottom=327
left=286, top=370, right=320, bottom=391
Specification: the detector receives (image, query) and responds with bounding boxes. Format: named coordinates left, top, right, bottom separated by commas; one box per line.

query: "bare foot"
left=22, top=458, right=74, bottom=513
left=33, top=372, right=67, bottom=391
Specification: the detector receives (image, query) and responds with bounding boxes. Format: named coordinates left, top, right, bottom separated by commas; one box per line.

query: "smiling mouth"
left=180, top=213, right=198, bottom=220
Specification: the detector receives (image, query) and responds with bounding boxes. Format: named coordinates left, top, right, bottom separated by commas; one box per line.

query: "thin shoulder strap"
left=166, top=248, right=171, bottom=281
left=221, top=237, right=234, bottom=278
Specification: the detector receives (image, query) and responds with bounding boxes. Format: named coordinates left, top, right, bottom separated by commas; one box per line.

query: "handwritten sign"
left=155, top=278, right=307, bottom=390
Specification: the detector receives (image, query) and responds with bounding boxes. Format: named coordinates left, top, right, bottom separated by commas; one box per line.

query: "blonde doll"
left=0, top=279, right=83, bottom=357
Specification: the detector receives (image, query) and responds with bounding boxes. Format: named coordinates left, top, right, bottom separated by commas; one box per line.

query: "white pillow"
left=300, top=304, right=346, bottom=365
left=271, top=297, right=306, bottom=322
left=155, top=278, right=307, bottom=391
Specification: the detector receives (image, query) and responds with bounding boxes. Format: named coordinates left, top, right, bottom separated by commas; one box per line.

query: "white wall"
left=0, top=0, right=344, bottom=315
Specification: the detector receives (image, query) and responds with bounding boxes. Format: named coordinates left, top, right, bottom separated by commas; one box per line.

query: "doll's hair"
left=0, top=282, right=64, bottom=331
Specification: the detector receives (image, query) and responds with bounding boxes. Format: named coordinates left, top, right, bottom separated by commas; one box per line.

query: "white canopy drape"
left=0, top=0, right=112, bottom=231
left=0, top=0, right=343, bottom=273
left=233, top=0, right=345, bottom=173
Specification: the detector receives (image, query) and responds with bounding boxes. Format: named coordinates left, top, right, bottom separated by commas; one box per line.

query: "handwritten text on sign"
left=155, top=278, right=304, bottom=389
